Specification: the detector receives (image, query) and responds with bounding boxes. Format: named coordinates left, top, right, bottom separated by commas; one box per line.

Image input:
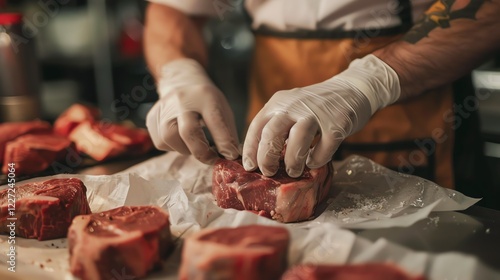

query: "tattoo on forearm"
left=404, top=0, right=486, bottom=44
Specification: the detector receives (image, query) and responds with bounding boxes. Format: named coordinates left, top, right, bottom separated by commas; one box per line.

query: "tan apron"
left=246, top=34, right=455, bottom=189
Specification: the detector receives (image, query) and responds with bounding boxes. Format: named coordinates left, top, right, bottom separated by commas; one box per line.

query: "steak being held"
left=0, top=178, right=91, bottom=240
left=68, top=206, right=172, bottom=280
left=213, top=159, right=333, bottom=222
left=179, top=225, right=289, bottom=280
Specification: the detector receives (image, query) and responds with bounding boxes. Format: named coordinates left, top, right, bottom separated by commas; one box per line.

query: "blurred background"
left=0, top=0, right=253, bottom=137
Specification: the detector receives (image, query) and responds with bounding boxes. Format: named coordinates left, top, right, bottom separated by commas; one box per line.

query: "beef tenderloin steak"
left=68, top=206, right=172, bottom=280
left=0, top=178, right=91, bottom=240
left=281, top=263, right=425, bottom=280
left=213, top=159, right=333, bottom=222
left=179, top=225, right=290, bottom=280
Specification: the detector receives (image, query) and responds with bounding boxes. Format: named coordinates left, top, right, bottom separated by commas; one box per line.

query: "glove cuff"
left=335, top=54, right=401, bottom=114
left=157, top=58, right=214, bottom=99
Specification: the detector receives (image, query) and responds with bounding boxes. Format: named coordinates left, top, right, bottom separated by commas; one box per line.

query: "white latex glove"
left=146, top=58, right=240, bottom=164
left=242, top=54, right=401, bottom=177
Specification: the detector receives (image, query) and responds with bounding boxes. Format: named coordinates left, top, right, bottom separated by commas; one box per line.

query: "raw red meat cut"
left=213, top=159, right=333, bottom=222
left=69, top=121, right=153, bottom=161
left=2, top=134, right=72, bottom=176
left=68, top=206, right=172, bottom=280
left=53, top=104, right=100, bottom=136
left=281, top=264, right=425, bottom=280
left=0, top=120, right=51, bottom=165
left=0, top=178, right=91, bottom=240
left=179, top=225, right=289, bottom=280
left=98, top=123, right=153, bottom=155
left=69, top=121, right=126, bottom=161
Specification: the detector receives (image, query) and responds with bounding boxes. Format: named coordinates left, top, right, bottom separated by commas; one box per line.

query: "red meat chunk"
left=0, top=178, right=91, bottom=240
left=68, top=206, right=172, bottom=280
left=213, top=159, right=333, bottom=222
left=179, top=225, right=290, bottom=280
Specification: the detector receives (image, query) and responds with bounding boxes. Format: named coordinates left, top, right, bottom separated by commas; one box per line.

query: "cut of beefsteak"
left=179, top=225, right=290, bottom=280
left=68, top=206, right=172, bottom=280
left=213, top=159, right=333, bottom=222
left=2, top=134, right=73, bottom=176
left=0, top=120, right=51, bottom=165
left=97, top=123, right=153, bottom=155
left=54, top=103, right=100, bottom=136
left=69, top=121, right=153, bottom=161
left=281, top=264, right=425, bottom=280
left=0, top=178, right=91, bottom=240
left=69, top=121, right=126, bottom=161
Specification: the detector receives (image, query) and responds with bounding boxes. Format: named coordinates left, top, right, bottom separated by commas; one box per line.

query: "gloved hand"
left=242, top=54, right=401, bottom=177
left=146, top=58, right=240, bottom=164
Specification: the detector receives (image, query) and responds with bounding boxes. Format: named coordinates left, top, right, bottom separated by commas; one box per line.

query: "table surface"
left=76, top=156, right=500, bottom=271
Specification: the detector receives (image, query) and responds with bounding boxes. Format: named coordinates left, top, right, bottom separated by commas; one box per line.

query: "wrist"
left=157, top=58, right=214, bottom=99
left=332, top=54, right=401, bottom=114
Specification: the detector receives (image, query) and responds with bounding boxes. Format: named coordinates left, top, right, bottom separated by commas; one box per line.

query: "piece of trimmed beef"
left=69, top=121, right=153, bottom=161
left=98, top=123, right=153, bottom=155
left=68, top=206, right=172, bottom=280
left=69, top=121, right=126, bottom=161
left=2, top=134, right=73, bottom=176
left=179, top=225, right=289, bottom=280
left=281, top=264, right=425, bottom=280
left=0, top=120, right=51, bottom=165
left=213, top=159, right=333, bottom=223
left=0, top=178, right=91, bottom=240
left=53, top=104, right=100, bottom=136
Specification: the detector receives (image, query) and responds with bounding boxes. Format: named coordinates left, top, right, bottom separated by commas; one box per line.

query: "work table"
left=76, top=154, right=500, bottom=272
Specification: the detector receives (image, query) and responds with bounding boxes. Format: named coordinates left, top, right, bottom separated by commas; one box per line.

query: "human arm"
left=144, top=3, right=208, bottom=77
left=375, top=0, right=500, bottom=100
left=144, top=3, right=240, bottom=163
left=242, top=0, right=500, bottom=177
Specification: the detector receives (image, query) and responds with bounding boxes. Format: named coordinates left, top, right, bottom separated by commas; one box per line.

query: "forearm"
left=144, top=3, right=208, bottom=80
left=373, top=0, right=500, bottom=100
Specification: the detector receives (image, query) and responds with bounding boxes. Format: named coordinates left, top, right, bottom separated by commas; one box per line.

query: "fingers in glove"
left=306, top=130, right=344, bottom=169
left=147, top=111, right=190, bottom=154
left=257, top=114, right=294, bottom=177
left=202, top=105, right=240, bottom=161
left=178, top=111, right=218, bottom=164
left=284, top=118, right=318, bottom=178
left=242, top=112, right=270, bottom=172
left=159, top=119, right=191, bottom=155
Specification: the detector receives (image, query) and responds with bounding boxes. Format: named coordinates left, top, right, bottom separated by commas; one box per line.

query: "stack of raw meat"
left=0, top=104, right=153, bottom=176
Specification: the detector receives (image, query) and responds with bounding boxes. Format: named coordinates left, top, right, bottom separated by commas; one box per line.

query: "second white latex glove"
left=242, top=54, right=401, bottom=177
left=146, top=58, right=240, bottom=164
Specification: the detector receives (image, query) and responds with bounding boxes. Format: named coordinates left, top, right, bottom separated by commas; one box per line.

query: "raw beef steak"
left=213, top=159, right=333, bottom=222
left=54, top=103, right=100, bottom=136
left=281, top=264, right=425, bottom=280
left=98, top=123, right=153, bottom=155
left=2, top=134, right=72, bottom=176
left=0, top=120, right=51, bottom=165
left=69, top=121, right=126, bottom=161
left=69, top=121, right=153, bottom=161
left=68, top=206, right=172, bottom=280
left=0, top=178, right=91, bottom=240
left=179, top=225, right=289, bottom=280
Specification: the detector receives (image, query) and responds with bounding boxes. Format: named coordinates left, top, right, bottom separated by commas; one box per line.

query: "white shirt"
left=149, top=0, right=435, bottom=32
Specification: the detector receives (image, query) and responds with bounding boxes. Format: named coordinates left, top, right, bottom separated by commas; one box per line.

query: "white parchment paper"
left=0, top=152, right=496, bottom=280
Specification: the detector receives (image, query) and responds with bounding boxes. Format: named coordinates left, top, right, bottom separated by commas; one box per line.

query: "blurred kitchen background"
left=0, top=0, right=499, bottom=187
left=0, top=0, right=253, bottom=138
